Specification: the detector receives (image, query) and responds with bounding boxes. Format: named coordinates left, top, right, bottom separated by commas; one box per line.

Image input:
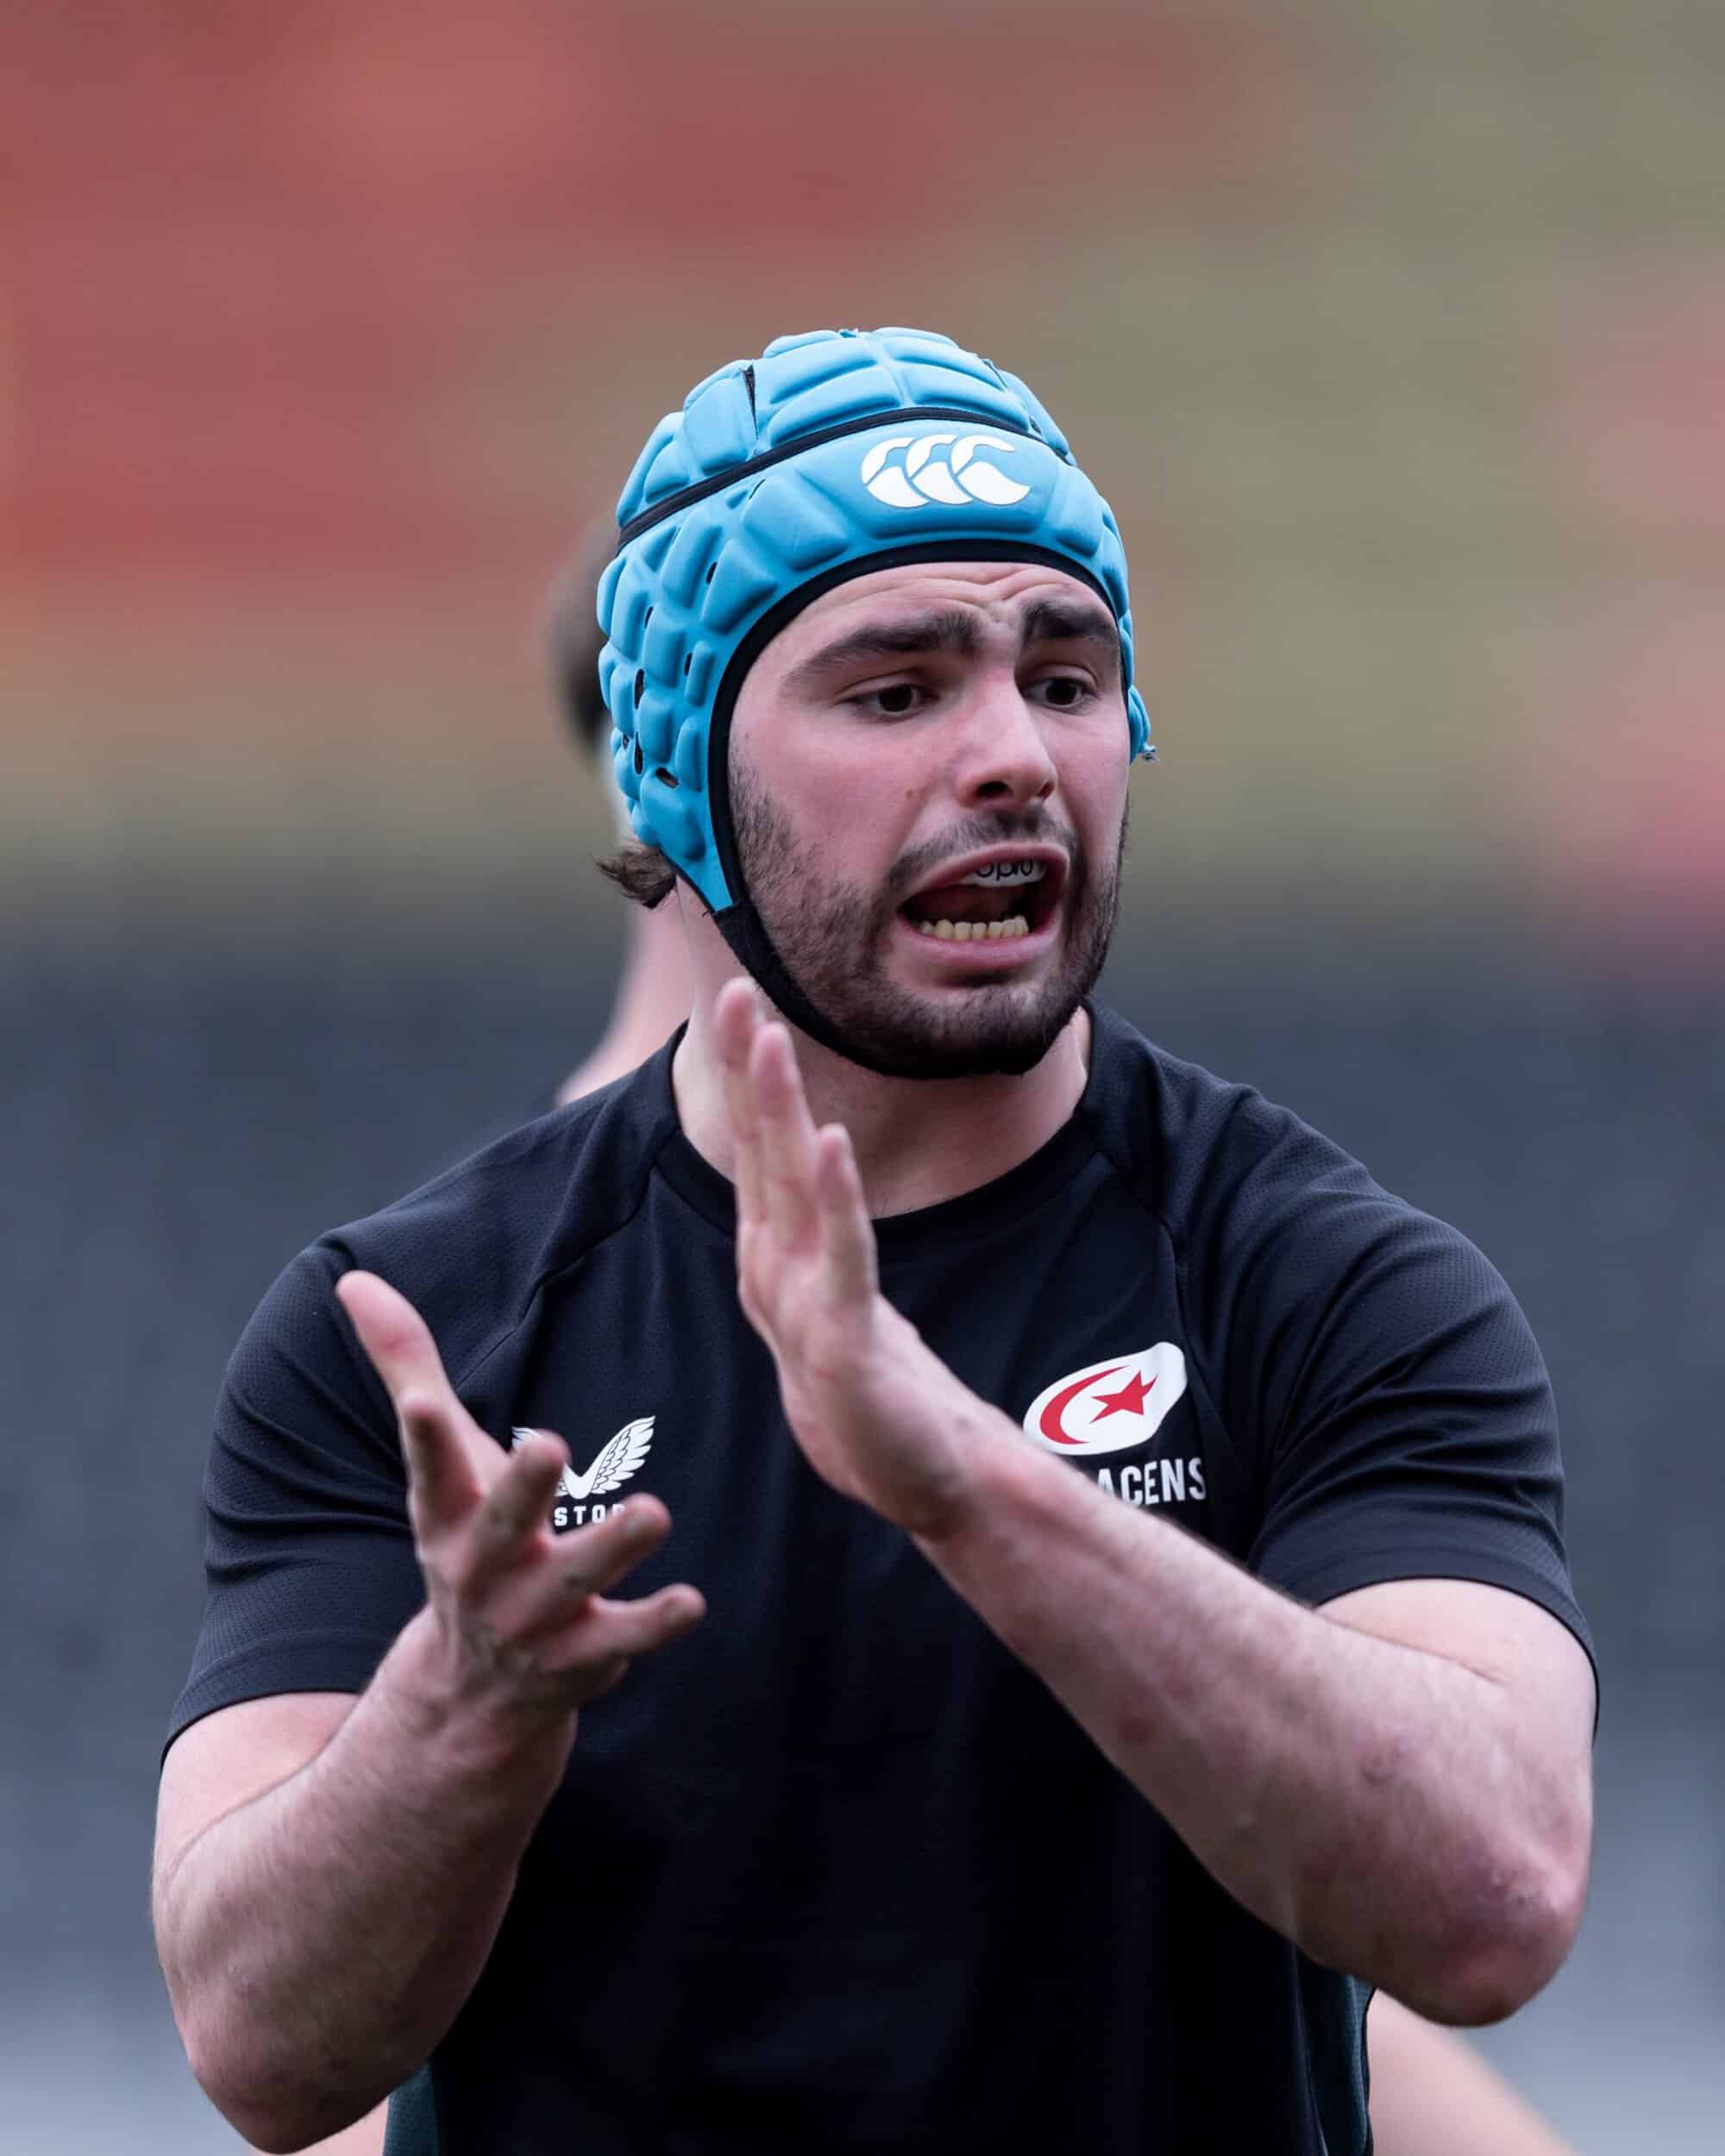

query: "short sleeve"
left=1241, top=1192, right=1592, bottom=1667
left=165, top=1242, right=424, bottom=1750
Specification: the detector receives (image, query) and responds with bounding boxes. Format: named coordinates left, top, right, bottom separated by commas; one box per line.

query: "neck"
left=675, top=988, right=1092, bottom=1219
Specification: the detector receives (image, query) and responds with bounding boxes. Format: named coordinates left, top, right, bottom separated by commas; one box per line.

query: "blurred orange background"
left=7, top=0, right=1722, bottom=958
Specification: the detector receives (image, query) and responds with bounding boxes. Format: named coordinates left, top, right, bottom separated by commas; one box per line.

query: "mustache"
left=884, top=807, right=1080, bottom=903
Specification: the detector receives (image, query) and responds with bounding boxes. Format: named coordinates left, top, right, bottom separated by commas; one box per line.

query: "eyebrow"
left=787, top=597, right=1121, bottom=692
left=787, top=610, right=982, bottom=690
left=1019, top=599, right=1121, bottom=668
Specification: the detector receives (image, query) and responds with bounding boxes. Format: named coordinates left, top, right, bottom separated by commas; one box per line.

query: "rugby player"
left=158, top=329, right=1594, bottom=2155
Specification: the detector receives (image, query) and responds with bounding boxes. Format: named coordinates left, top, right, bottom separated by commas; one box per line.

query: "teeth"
left=959, top=859, right=1045, bottom=887
left=916, top=916, right=1031, bottom=940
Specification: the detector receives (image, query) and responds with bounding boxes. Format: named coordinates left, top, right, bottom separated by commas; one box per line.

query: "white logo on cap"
left=859, top=432, right=1031, bottom=511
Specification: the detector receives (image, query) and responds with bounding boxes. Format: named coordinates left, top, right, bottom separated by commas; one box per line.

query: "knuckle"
left=472, top=1505, right=519, bottom=1551
left=482, top=1482, right=540, bottom=1539
left=436, top=1547, right=486, bottom=1606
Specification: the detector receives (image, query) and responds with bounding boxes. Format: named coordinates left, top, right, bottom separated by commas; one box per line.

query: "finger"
left=549, top=1576, right=708, bottom=1704
left=734, top=1220, right=768, bottom=1335
left=465, top=1429, right=571, bottom=1569
left=338, top=1271, right=500, bottom=1486
left=815, top=1123, right=878, bottom=1305
left=712, top=975, right=765, bottom=1069
left=751, top=1021, right=820, bottom=1248
left=481, top=1491, right=677, bottom=1638
left=724, top=1069, right=768, bottom=1233
left=570, top=1582, right=706, bottom=1665
left=714, top=979, right=768, bottom=1229
left=398, top=1392, right=488, bottom=1536
left=337, top=1270, right=454, bottom=1401
left=543, top=1493, right=675, bottom=1604
left=491, top=1499, right=693, bottom=1639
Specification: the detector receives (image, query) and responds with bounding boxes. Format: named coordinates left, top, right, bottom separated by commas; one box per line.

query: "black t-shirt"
left=169, top=1004, right=1590, bottom=2156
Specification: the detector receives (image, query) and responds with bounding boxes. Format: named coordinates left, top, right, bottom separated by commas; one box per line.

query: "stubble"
left=731, top=759, right=1125, bottom=1079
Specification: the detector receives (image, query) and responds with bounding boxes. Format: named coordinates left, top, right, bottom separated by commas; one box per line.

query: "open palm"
left=713, top=981, right=988, bottom=1539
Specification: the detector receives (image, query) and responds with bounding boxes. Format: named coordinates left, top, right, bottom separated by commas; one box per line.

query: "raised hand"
left=713, top=979, right=994, bottom=1539
left=336, top=1271, right=704, bottom=1721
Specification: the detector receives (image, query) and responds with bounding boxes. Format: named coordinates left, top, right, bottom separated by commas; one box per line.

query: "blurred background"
left=3, top=1, right=1722, bottom=2148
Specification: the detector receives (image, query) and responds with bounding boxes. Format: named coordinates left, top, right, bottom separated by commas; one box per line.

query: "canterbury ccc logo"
left=859, top=432, right=1032, bottom=511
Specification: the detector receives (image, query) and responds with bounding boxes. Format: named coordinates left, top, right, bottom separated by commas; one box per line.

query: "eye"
left=849, top=680, right=931, bottom=718
left=1032, top=674, right=1095, bottom=711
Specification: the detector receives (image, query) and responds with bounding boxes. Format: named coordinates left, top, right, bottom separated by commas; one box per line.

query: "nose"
left=950, top=673, right=1058, bottom=812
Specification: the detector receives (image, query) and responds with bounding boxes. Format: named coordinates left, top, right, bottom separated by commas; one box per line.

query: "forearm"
left=156, top=1613, right=574, bottom=2150
left=916, top=1428, right=1579, bottom=2022
left=1367, top=1996, right=1580, bottom=2156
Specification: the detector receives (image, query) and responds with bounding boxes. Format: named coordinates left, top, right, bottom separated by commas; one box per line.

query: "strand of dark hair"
left=596, top=840, right=678, bottom=908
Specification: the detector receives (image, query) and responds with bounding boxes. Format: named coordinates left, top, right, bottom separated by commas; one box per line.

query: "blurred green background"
left=3, top=3, right=1722, bottom=2149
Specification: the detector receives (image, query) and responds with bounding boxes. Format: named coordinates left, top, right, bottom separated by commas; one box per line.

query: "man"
left=277, top=531, right=1582, bottom=2156
left=537, top=524, right=1588, bottom=2156
left=155, top=328, right=1595, bottom=2155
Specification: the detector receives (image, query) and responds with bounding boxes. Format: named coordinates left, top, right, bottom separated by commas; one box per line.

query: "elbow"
left=179, top=2012, right=361, bottom=2154
left=179, top=2034, right=276, bottom=2151
left=208, top=2109, right=320, bottom=2156
left=196, top=2084, right=354, bottom=2155
left=1414, top=1824, right=1591, bottom=2028
left=154, top=1867, right=382, bottom=2149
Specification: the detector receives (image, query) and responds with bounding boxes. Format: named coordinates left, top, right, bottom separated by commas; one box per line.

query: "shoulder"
left=240, top=1053, right=681, bottom=1400
left=1079, top=1002, right=1521, bottom=1377
left=1081, top=1001, right=1389, bottom=1248
left=1082, top=1007, right=1553, bottom=1463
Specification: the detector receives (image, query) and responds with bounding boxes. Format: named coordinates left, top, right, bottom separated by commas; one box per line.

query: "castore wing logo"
left=1023, top=1346, right=1188, bottom=1457
left=511, top=1416, right=654, bottom=1502
left=860, top=432, right=1031, bottom=511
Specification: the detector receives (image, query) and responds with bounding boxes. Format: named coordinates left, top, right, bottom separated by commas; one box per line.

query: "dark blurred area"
left=5, top=918, right=1720, bottom=2150
left=3, top=2, right=1722, bottom=2148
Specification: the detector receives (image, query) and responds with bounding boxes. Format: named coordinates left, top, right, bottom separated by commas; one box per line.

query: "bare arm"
left=917, top=1445, right=1590, bottom=2022
left=272, top=2101, right=387, bottom=2156
left=156, top=1630, right=571, bottom=2150
left=1369, top=1995, right=1581, bottom=2155
left=154, top=1275, right=704, bottom=2153
left=714, top=982, right=1594, bottom=2026
left=156, top=1698, right=386, bottom=2156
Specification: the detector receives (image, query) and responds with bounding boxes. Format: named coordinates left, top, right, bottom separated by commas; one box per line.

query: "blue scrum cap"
left=598, top=326, right=1153, bottom=921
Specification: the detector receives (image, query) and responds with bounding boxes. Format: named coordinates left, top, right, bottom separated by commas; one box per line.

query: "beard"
left=731, top=760, right=1124, bottom=1080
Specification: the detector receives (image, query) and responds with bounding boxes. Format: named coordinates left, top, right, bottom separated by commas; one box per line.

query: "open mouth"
left=897, top=854, right=1064, bottom=945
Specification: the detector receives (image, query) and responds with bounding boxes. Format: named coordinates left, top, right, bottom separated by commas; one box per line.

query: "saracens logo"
left=1022, top=1345, right=1189, bottom=1457
left=859, top=431, right=1032, bottom=511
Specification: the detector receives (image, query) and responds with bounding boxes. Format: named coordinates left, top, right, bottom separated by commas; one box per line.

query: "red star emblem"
left=1089, top=1370, right=1156, bottom=1421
